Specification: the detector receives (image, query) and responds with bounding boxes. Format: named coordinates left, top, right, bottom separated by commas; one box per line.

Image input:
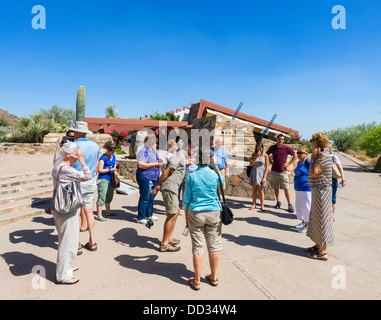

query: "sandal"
left=84, top=242, right=97, bottom=252
left=160, top=243, right=180, bottom=252
left=206, top=274, right=218, bottom=286
left=188, top=278, right=201, bottom=291
left=106, top=213, right=118, bottom=216
left=73, top=266, right=79, bottom=272
left=306, top=252, right=328, bottom=261
left=77, top=245, right=83, bottom=256
left=56, top=278, right=79, bottom=285
left=95, top=217, right=107, bottom=222
left=304, top=245, right=319, bottom=253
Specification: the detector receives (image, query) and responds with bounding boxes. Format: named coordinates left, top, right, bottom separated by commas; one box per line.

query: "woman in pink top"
left=52, top=141, right=92, bottom=285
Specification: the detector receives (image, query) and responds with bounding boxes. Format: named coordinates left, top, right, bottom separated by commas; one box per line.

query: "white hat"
left=69, top=121, right=92, bottom=134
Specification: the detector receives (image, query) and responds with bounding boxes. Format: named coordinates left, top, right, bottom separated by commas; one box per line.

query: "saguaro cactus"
left=76, top=86, right=86, bottom=121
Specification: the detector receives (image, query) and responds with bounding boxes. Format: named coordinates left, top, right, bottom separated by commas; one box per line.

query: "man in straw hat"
left=69, top=121, right=100, bottom=253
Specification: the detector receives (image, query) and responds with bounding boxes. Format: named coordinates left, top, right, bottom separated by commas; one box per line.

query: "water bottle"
left=149, top=180, right=154, bottom=192
left=182, top=225, right=189, bottom=236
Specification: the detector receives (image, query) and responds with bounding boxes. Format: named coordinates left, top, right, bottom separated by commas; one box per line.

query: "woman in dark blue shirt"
left=96, top=141, right=117, bottom=221
left=293, top=146, right=311, bottom=233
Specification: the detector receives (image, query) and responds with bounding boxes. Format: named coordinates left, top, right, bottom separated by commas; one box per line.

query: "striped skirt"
left=306, top=187, right=334, bottom=247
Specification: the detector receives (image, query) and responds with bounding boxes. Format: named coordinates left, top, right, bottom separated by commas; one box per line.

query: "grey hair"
left=214, top=137, right=223, bottom=144
left=58, top=142, right=79, bottom=159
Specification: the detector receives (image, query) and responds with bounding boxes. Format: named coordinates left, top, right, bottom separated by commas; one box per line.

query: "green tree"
left=356, top=125, right=381, bottom=158
left=150, top=112, right=179, bottom=121
left=38, top=105, right=75, bottom=127
left=326, top=122, right=378, bottom=152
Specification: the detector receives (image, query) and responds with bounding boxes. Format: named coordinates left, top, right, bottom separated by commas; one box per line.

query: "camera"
left=145, top=219, right=154, bottom=229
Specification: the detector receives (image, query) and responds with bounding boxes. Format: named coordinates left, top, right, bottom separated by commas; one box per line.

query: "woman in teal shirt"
left=183, top=148, right=224, bottom=290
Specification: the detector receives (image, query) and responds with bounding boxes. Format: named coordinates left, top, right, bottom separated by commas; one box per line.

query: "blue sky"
left=0, top=0, right=380, bottom=139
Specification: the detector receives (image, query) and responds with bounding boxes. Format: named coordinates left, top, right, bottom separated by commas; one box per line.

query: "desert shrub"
left=356, top=125, right=381, bottom=158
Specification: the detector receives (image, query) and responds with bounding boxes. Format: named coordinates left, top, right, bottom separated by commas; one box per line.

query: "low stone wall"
left=0, top=133, right=112, bottom=155
left=0, top=143, right=56, bottom=155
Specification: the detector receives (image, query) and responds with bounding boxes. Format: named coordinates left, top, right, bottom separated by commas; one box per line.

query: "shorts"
left=270, top=171, right=289, bottom=190
left=81, top=177, right=97, bottom=209
left=188, top=210, right=222, bottom=255
left=96, top=178, right=114, bottom=206
left=161, top=189, right=179, bottom=214
left=332, top=178, right=338, bottom=204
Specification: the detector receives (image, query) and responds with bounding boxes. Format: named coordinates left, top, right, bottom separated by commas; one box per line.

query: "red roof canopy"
left=84, top=117, right=189, bottom=133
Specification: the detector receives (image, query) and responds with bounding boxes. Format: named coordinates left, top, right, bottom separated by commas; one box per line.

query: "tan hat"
left=69, top=121, right=92, bottom=134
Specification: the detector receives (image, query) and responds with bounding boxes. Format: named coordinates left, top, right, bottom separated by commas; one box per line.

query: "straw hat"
left=69, top=121, right=92, bottom=134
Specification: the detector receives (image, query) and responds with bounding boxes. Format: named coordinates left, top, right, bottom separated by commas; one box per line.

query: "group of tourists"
left=51, top=121, right=345, bottom=289
left=248, top=132, right=345, bottom=262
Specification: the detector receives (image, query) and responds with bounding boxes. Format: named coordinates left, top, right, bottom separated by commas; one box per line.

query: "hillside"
left=0, top=108, right=19, bottom=126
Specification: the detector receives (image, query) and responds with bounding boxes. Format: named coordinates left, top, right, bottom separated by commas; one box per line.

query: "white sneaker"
left=295, top=222, right=304, bottom=229
left=150, top=216, right=159, bottom=221
left=137, top=219, right=147, bottom=224
left=298, top=225, right=308, bottom=233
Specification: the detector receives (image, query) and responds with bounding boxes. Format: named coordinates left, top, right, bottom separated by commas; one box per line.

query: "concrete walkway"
left=0, top=152, right=380, bottom=300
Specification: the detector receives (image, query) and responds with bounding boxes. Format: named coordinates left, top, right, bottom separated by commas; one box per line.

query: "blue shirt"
left=183, top=167, right=224, bottom=211
left=294, top=159, right=311, bottom=192
left=71, top=138, right=100, bottom=176
left=98, top=154, right=116, bottom=181
left=136, top=147, right=160, bottom=181
left=210, top=147, right=229, bottom=170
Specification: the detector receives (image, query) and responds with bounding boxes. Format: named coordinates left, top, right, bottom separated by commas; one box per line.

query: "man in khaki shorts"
left=266, top=134, right=297, bottom=213
left=152, top=140, right=187, bottom=252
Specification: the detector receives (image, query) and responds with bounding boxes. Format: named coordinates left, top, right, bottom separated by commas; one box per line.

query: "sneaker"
left=137, top=219, right=147, bottom=224
left=160, top=243, right=181, bottom=252
left=274, top=201, right=281, bottom=209
left=298, top=225, right=308, bottom=234
left=150, top=216, right=159, bottom=221
left=288, top=204, right=295, bottom=213
left=295, top=222, right=304, bottom=229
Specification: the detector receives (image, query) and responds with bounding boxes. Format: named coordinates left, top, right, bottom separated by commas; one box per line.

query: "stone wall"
left=0, top=143, right=56, bottom=155
left=0, top=133, right=112, bottom=155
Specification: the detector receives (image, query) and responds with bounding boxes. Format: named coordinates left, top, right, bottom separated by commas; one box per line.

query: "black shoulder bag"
left=214, top=170, right=234, bottom=225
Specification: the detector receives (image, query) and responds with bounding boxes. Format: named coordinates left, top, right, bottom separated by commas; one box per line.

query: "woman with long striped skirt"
left=305, top=132, right=334, bottom=261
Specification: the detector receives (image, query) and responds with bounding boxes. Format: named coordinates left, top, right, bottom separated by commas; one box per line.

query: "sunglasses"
left=297, top=152, right=305, bottom=155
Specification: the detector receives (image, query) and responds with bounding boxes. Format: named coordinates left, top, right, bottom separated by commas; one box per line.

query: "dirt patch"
left=346, top=149, right=380, bottom=166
